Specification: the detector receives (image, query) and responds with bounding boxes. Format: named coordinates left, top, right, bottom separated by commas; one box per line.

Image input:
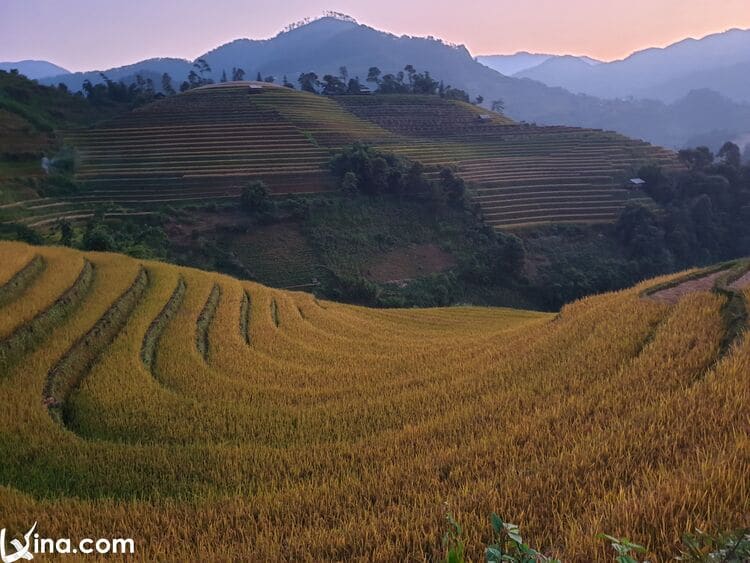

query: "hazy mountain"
left=0, top=60, right=69, bottom=80
left=41, top=16, right=601, bottom=126
left=660, top=89, right=750, bottom=149
left=639, top=60, right=750, bottom=103
left=514, top=28, right=750, bottom=103
left=200, top=17, right=485, bottom=87
left=476, top=52, right=553, bottom=75
left=514, top=55, right=599, bottom=87
left=32, top=16, right=750, bottom=149
left=38, top=17, right=612, bottom=124
left=40, top=58, right=193, bottom=91
left=477, top=52, right=599, bottom=76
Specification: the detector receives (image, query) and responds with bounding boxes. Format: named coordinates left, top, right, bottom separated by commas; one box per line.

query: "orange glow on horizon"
left=1, top=0, right=749, bottom=70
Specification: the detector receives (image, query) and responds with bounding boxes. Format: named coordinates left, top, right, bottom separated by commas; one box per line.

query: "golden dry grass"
left=0, top=240, right=747, bottom=562
left=0, top=246, right=85, bottom=338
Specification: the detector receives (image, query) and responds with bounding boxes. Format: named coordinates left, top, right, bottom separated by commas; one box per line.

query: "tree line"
left=297, top=64, right=486, bottom=105
left=69, top=59, right=502, bottom=110
left=616, top=140, right=750, bottom=277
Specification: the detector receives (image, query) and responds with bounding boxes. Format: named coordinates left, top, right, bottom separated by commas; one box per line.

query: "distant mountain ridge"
left=42, top=58, right=192, bottom=91
left=0, top=60, right=69, bottom=80
left=514, top=28, right=750, bottom=103
left=638, top=60, right=750, bottom=103
left=29, top=16, right=750, bottom=149
left=198, top=17, right=476, bottom=82
left=39, top=16, right=607, bottom=128
left=476, top=52, right=600, bottom=76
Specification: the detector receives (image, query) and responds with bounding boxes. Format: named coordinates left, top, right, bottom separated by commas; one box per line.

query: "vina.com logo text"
left=0, top=523, right=134, bottom=561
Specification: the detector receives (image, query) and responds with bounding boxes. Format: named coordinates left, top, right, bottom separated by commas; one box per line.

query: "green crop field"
left=3, top=82, right=678, bottom=231
left=0, top=240, right=748, bottom=560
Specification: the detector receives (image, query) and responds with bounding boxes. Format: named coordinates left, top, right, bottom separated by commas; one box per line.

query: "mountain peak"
left=277, top=13, right=360, bottom=36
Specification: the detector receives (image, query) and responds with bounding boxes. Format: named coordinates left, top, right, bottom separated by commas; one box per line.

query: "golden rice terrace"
left=0, top=240, right=748, bottom=560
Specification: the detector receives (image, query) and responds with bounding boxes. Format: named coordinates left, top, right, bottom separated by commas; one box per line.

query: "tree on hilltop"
left=182, top=59, right=214, bottom=90
left=231, top=67, right=245, bottom=81
left=161, top=73, right=175, bottom=96
left=194, top=59, right=211, bottom=77
left=347, top=77, right=363, bottom=94
left=411, top=70, right=439, bottom=95
left=366, top=67, right=382, bottom=86
left=186, top=70, right=201, bottom=89
left=321, top=74, right=346, bottom=95
left=298, top=72, right=320, bottom=93
left=404, top=64, right=416, bottom=85
left=377, top=73, right=408, bottom=94
left=443, top=86, right=470, bottom=102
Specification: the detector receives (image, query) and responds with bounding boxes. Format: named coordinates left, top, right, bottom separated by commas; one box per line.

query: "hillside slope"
left=0, top=241, right=748, bottom=560
left=9, top=82, right=675, bottom=230
left=0, top=69, right=105, bottom=153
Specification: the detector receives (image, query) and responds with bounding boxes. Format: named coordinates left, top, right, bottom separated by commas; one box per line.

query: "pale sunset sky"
left=1, top=0, right=749, bottom=71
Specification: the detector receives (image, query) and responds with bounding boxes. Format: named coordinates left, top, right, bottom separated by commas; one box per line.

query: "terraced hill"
left=5, top=82, right=678, bottom=230
left=0, top=240, right=748, bottom=560
left=338, top=96, right=678, bottom=228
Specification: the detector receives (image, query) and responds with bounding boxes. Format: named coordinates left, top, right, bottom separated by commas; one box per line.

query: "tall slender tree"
left=161, top=72, right=175, bottom=96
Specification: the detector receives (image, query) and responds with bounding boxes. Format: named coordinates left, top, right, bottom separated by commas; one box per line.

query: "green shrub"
left=598, top=534, right=646, bottom=563
left=0, top=223, right=43, bottom=245
left=442, top=513, right=748, bottom=562
left=486, top=514, right=560, bottom=563
left=442, top=513, right=465, bottom=563
left=676, top=528, right=750, bottom=562
left=36, top=173, right=80, bottom=196
left=341, top=171, right=359, bottom=195
left=240, top=180, right=270, bottom=213
left=82, top=222, right=116, bottom=251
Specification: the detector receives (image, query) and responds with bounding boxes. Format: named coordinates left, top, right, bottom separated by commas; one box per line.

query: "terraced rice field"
left=0, top=240, right=748, bottom=560
left=66, top=84, right=336, bottom=192
left=337, top=96, right=678, bottom=228
left=4, top=82, right=678, bottom=229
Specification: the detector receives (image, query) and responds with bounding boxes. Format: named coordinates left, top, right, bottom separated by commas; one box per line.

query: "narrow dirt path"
left=647, top=271, right=724, bottom=304
left=729, top=270, right=750, bottom=291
